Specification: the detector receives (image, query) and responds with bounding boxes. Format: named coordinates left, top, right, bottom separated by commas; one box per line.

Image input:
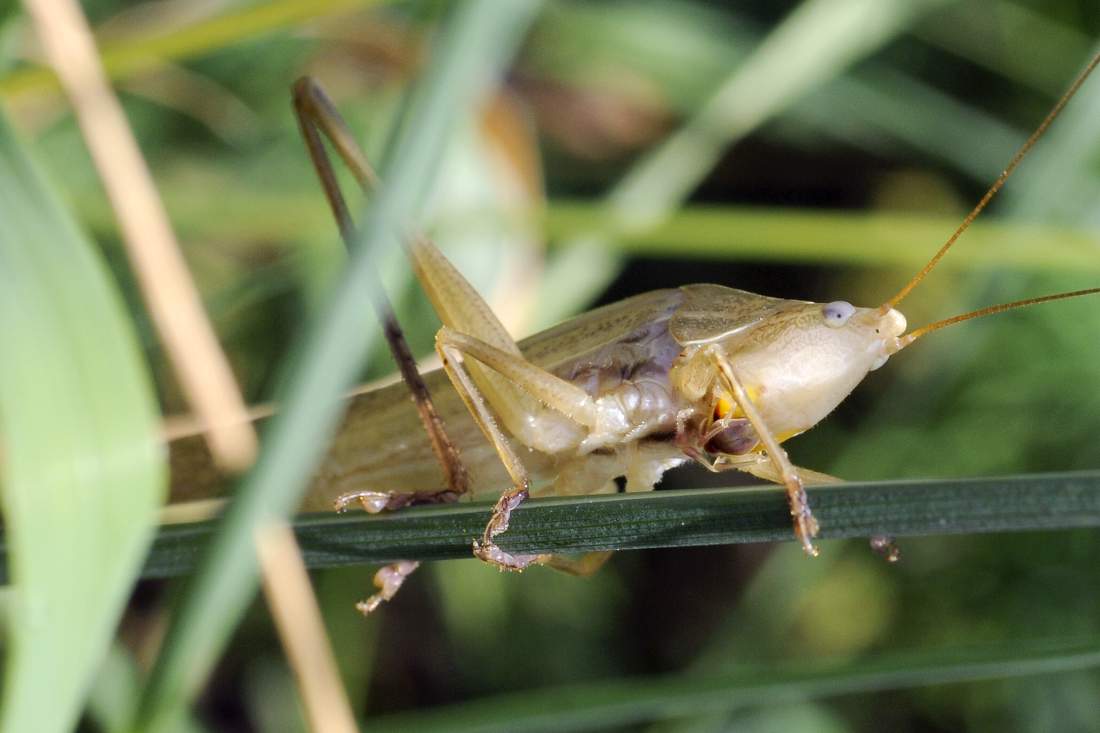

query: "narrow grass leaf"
left=544, top=203, right=1100, bottom=272
left=74, top=179, right=1100, bottom=276
left=100, top=470, right=1100, bottom=577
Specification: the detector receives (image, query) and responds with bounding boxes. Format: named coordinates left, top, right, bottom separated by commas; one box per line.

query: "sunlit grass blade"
left=107, top=470, right=1100, bottom=577
left=367, top=637, right=1100, bottom=733
left=543, top=203, right=1100, bottom=272
left=133, top=3, right=543, bottom=730
left=0, top=111, right=164, bottom=732
left=72, top=181, right=1100, bottom=279
left=0, top=0, right=386, bottom=97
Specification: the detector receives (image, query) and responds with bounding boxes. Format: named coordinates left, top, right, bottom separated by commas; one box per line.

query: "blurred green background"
left=3, top=0, right=1100, bottom=730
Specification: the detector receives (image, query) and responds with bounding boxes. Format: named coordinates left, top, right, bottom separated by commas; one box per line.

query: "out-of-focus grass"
left=0, top=0, right=380, bottom=97
left=0, top=111, right=163, bottom=733
left=369, top=637, right=1100, bottom=733
left=2, top=0, right=1100, bottom=731
left=133, top=3, right=541, bottom=730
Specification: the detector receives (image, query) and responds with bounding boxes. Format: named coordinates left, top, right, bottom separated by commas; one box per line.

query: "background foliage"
left=1, top=0, right=1099, bottom=730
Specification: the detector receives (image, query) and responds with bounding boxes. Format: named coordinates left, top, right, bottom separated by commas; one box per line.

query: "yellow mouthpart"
left=715, top=386, right=760, bottom=420
left=715, top=388, right=799, bottom=449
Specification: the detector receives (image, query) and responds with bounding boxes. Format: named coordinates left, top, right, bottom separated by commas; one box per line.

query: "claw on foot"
left=472, top=539, right=543, bottom=571
left=334, top=490, right=392, bottom=514
left=335, top=488, right=462, bottom=514
left=788, top=481, right=820, bottom=557
left=796, top=523, right=820, bottom=557
left=482, top=488, right=528, bottom=535
left=472, top=487, right=542, bottom=570
left=870, top=535, right=901, bottom=563
left=356, top=560, right=420, bottom=615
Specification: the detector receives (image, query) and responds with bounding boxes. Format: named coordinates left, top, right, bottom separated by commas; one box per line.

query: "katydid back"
left=167, top=49, right=1100, bottom=589
left=311, top=47, right=1100, bottom=564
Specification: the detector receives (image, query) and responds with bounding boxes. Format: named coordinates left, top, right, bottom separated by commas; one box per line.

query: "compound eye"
left=822, top=300, right=855, bottom=328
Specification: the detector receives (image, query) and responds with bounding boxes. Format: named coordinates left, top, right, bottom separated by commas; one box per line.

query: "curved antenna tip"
left=881, top=50, right=1100, bottom=311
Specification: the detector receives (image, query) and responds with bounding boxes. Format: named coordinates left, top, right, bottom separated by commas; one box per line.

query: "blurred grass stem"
left=22, top=0, right=257, bottom=470
left=256, top=522, right=358, bottom=733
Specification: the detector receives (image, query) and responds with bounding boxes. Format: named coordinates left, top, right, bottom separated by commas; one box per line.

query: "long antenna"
left=881, top=50, right=1100, bottom=312
left=894, top=287, right=1100, bottom=351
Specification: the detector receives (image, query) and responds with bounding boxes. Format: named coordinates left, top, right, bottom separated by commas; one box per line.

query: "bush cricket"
left=170, top=51, right=1100, bottom=614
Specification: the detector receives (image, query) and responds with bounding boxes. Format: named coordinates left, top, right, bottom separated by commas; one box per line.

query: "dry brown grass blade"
left=22, top=0, right=257, bottom=470
left=256, top=522, right=358, bottom=733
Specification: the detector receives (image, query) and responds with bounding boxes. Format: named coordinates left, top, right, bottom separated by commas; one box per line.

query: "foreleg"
left=706, top=346, right=820, bottom=556
left=723, top=456, right=841, bottom=487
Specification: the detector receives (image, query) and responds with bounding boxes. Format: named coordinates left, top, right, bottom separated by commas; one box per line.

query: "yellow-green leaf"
left=0, top=110, right=165, bottom=733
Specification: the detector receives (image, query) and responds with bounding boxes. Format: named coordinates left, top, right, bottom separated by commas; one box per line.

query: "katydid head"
left=829, top=301, right=909, bottom=371
left=703, top=298, right=910, bottom=443
left=685, top=52, right=1100, bottom=466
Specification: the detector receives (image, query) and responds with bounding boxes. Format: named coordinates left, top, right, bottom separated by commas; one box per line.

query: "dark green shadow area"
left=368, top=637, right=1100, bottom=733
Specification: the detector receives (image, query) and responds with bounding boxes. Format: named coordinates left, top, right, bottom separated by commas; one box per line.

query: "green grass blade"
left=367, top=638, right=1100, bottom=733
left=133, top=3, right=542, bottom=730
left=87, top=646, right=207, bottom=733
left=113, top=470, right=1100, bottom=577
left=0, top=112, right=164, bottom=732
left=0, top=0, right=385, bottom=97
left=74, top=183, right=1100, bottom=275
left=543, top=203, right=1100, bottom=272
left=797, top=68, right=1025, bottom=181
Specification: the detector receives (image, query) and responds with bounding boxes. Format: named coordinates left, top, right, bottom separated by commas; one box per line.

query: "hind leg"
left=294, top=78, right=470, bottom=612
